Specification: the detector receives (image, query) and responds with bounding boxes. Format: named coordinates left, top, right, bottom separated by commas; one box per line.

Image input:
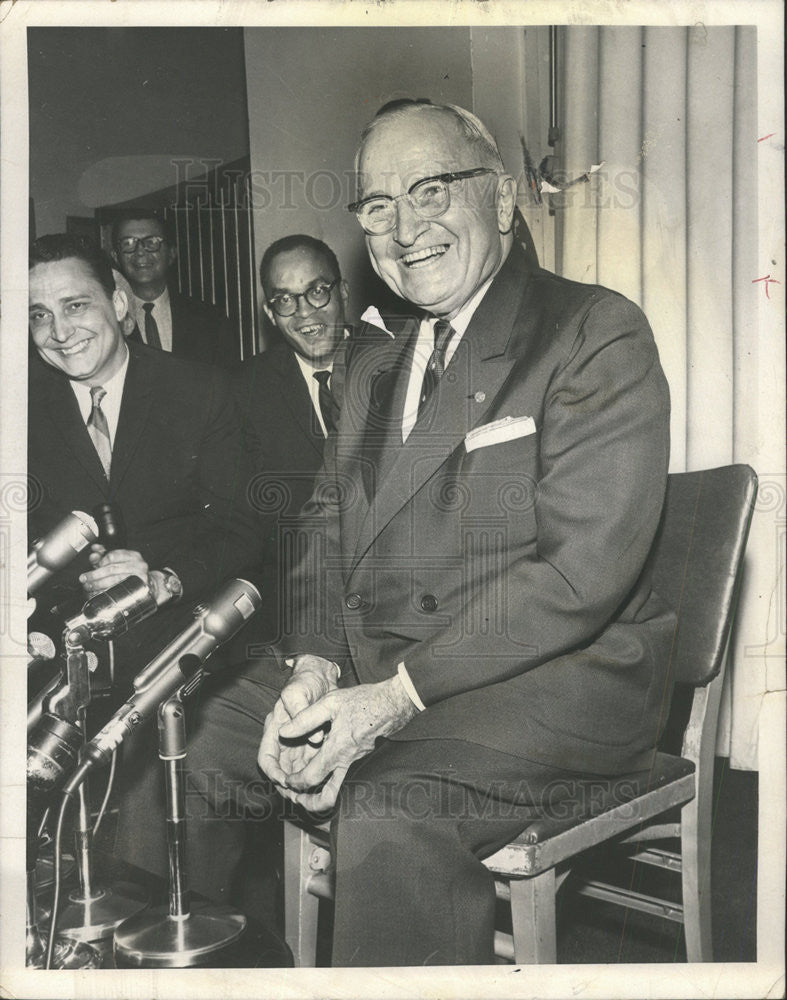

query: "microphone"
left=63, top=578, right=261, bottom=794
left=93, top=501, right=127, bottom=550
left=64, top=576, right=158, bottom=642
left=28, top=511, right=99, bottom=595
left=27, top=631, right=56, bottom=670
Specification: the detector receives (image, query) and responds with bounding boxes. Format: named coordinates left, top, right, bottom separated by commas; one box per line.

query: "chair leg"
left=680, top=793, right=713, bottom=962
left=283, top=822, right=320, bottom=967
left=508, top=870, right=558, bottom=964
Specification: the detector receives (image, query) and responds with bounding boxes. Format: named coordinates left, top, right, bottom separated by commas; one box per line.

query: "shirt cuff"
left=397, top=661, right=426, bottom=712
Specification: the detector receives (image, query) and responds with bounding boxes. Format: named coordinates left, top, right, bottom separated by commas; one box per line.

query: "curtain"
left=553, top=25, right=778, bottom=769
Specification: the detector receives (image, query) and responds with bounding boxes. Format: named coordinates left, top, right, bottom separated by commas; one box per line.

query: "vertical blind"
left=554, top=25, right=775, bottom=769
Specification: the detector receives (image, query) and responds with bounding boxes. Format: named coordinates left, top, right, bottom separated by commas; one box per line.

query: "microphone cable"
left=91, top=748, right=117, bottom=837
left=44, top=791, right=72, bottom=970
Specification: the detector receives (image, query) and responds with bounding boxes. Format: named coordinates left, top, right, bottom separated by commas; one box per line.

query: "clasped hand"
left=79, top=544, right=171, bottom=606
left=257, top=654, right=417, bottom=812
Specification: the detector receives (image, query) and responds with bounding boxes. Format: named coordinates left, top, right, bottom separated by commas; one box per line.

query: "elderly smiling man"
left=181, top=99, right=674, bottom=967
left=255, top=99, right=674, bottom=967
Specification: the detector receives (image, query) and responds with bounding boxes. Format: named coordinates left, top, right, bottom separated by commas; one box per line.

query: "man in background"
left=111, top=210, right=238, bottom=366
left=178, top=234, right=350, bottom=919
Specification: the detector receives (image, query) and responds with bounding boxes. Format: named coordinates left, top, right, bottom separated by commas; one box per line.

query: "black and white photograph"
left=0, top=2, right=784, bottom=998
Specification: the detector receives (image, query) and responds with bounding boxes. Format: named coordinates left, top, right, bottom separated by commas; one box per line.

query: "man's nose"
left=295, top=293, right=315, bottom=316
left=393, top=198, right=429, bottom=246
left=51, top=314, right=74, bottom=342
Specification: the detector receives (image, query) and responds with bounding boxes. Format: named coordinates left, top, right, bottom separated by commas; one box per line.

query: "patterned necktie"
left=418, top=318, right=455, bottom=416
left=87, top=385, right=112, bottom=478
left=142, top=302, right=162, bottom=349
left=314, top=370, right=339, bottom=435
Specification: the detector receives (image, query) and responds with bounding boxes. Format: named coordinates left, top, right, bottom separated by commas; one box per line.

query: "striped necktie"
left=142, top=301, right=162, bottom=349
left=418, top=318, right=455, bottom=416
left=87, top=385, right=112, bottom=478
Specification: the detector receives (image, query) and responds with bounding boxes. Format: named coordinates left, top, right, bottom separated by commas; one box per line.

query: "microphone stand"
left=54, top=626, right=148, bottom=944
left=114, top=669, right=246, bottom=967
left=26, top=688, right=100, bottom=968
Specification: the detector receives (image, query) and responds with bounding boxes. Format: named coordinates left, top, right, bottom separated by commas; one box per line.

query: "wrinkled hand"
left=257, top=654, right=340, bottom=801
left=273, top=676, right=418, bottom=813
left=80, top=544, right=164, bottom=603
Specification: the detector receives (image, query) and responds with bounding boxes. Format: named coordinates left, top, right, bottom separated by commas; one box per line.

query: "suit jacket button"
left=345, top=593, right=363, bottom=610
left=420, top=594, right=438, bottom=613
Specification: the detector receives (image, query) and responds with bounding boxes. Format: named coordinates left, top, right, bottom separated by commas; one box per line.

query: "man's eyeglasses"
left=348, top=167, right=497, bottom=236
left=116, top=236, right=166, bottom=255
left=267, top=279, right=340, bottom=317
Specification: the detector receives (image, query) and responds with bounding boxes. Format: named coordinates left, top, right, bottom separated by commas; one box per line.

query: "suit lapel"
left=39, top=363, right=109, bottom=491
left=109, top=343, right=156, bottom=492
left=273, top=345, right=325, bottom=457
left=349, top=245, right=533, bottom=572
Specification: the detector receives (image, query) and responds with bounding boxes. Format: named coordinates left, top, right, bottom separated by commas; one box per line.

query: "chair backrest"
left=649, top=464, right=758, bottom=690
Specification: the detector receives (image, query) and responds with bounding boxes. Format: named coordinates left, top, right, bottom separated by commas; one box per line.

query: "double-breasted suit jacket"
left=284, top=244, right=675, bottom=775
left=28, top=338, right=260, bottom=685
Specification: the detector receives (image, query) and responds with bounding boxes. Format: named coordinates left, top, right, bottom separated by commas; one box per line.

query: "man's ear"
left=339, top=279, right=350, bottom=310
left=165, top=243, right=177, bottom=269
left=496, top=175, right=517, bottom=234
left=262, top=300, right=275, bottom=327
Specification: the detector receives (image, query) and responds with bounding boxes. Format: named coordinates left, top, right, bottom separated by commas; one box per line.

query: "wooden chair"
left=282, top=465, right=758, bottom=966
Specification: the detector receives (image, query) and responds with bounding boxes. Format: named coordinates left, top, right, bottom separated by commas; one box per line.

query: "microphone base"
left=26, top=929, right=102, bottom=970
left=35, top=849, right=76, bottom=890
left=56, top=881, right=149, bottom=941
left=114, top=902, right=246, bottom=968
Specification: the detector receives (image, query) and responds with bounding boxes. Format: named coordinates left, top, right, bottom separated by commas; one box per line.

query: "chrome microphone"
left=28, top=631, right=56, bottom=670
left=63, top=578, right=261, bottom=794
left=64, top=576, right=158, bottom=641
left=27, top=512, right=99, bottom=595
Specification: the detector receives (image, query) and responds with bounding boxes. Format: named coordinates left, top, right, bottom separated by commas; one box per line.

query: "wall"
left=28, top=27, right=250, bottom=236
left=243, top=27, right=474, bottom=325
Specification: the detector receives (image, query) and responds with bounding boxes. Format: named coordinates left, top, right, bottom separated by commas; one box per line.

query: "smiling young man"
left=27, top=231, right=261, bottom=669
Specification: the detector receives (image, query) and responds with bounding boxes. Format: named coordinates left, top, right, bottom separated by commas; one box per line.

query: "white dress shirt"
left=293, top=352, right=334, bottom=438
left=70, top=346, right=130, bottom=446
left=401, top=275, right=495, bottom=442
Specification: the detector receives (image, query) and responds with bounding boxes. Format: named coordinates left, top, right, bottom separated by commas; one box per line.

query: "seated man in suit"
left=252, top=99, right=676, bottom=965
left=111, top=210, right=238, bottom=367
left=28, top=232, right=261, bottom=867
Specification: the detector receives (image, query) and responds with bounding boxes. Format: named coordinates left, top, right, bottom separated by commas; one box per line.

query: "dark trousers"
left=115, top=664, right=602, bottom=966
left=330, top=738, right=587, bottom=966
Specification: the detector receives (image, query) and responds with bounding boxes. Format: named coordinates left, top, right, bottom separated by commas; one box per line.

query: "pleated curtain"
left=554, top=25, right=773, bottom=769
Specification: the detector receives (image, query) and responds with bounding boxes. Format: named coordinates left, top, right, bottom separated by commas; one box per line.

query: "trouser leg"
left=330, top=737, right=585, bottom=967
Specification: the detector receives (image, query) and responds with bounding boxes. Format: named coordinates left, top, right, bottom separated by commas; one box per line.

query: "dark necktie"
left=142, top=302, right=162, bottom=350
left=418, top=318, right=455, bottom=416
left=313, top=370, right=339, bottom=435
left=87, top=385, right=112, bottom=478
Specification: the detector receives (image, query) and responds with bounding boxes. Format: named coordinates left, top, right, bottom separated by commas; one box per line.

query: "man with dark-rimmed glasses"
left=256, top=99, right=674, bottom=966
left=111, top=210, right=237, bottom=366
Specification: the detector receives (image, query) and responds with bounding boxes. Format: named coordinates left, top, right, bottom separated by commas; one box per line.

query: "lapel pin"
left=474, top=391, right=486, bottom=403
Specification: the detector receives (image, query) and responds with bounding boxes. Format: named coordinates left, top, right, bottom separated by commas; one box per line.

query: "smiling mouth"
left=400, top=245, right=449, bottom=268
left=58, top=339, right=92, bottom=357
left=296, top=324, right=327, bottom=338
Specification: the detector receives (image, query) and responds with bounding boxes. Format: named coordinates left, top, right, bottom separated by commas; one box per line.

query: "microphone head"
left=27, top=631, right=56, bottom=665
left=198, top=578, right=262, bottom=644
left=93, top=502, right=127, bottom=550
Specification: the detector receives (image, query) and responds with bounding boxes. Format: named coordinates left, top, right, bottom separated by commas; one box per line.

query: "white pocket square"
left=464, top=415, right=536, bottom=453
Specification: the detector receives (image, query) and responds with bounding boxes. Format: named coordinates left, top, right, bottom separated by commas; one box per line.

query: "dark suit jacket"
left=231, top=341, right=328, bottom=648
left=282, top=244, right=675, bottom=775
left=129, top=287, right=239, bottom=367
left=28, top=339, right=261, bottom=686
